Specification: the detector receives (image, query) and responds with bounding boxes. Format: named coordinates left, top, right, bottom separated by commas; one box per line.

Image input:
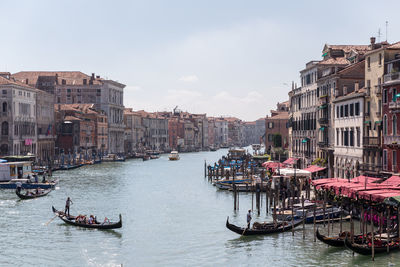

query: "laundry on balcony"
left=319, top=127, right=325, bottom=131
left=318, top=104, right=327, bottom=109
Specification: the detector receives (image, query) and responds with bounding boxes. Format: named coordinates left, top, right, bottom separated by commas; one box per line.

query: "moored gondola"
left=52, top=206, right=122, bottom=230
left=16, top=188, right=52, bottom=199
left=316, top=228, right=349, bottom=247
left=226, top=216, right=303, bottom=236
left=344, top=236, right=399, bottom=255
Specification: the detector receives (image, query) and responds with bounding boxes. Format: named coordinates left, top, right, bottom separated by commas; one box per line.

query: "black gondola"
left=16, top=189, right=52, bottom=199
left=344, top=236, right=399, bottom=255
left=316, top=228, right=372, bottom=247
left=52, top=206, right=122, bottom=229
left=226, top=216, right=303, bottom=236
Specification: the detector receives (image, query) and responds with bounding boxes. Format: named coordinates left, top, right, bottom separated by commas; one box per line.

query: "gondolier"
left=247, top=210, right=252, bottom=229
left=65, top=197, right=73, bottom=216
left=16, top=182, right=22, bottom=193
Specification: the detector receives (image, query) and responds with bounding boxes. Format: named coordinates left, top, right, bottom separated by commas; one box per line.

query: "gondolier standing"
left=247, top=210, right=252, bottom=229
left=65, top=197, right=73, bottom=216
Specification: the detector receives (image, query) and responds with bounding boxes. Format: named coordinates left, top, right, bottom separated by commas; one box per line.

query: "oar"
left=45, top=215, right=57, bottom=226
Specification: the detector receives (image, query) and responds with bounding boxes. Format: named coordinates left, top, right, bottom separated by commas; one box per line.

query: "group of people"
left=64, top=197, right=110, bottom=225
left=26, top=174, right=47, bottom=184
left=75, top=214, right=97, bottom=224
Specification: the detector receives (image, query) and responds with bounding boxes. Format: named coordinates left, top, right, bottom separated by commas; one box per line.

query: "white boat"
left=169, top=151, right=180, bottom=161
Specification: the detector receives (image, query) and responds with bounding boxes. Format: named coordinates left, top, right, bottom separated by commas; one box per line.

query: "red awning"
left=262, top=161, right=285, bottom=172
left=283, top=158, right=298, bottom=165
left=379, top=175, right=400, bottom=186
left=303, top=165, right=326, bottom=173
left=358, top=189, right=400, bottom=202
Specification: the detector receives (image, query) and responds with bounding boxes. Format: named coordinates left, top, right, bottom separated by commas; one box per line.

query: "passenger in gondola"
left=88, top=215, right=95, bottom=224
left=247, top=210, right=252, bottom=229
left=16, top=182, right=22, bottom=193
left=103, top=217, right=110, bottom=224
left=65, top=197, right=73, bottom=216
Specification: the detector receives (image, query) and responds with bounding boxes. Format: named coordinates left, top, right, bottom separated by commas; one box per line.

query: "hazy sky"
left=1, top=0, right=400, bottom=121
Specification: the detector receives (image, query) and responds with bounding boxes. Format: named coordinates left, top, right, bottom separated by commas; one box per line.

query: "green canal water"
left=1, top=149, right=400, bottom=266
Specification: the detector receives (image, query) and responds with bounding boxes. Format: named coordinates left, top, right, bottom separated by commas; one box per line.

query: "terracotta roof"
left=388, top=41, right=400, bottom=49
left=0, top=76, right=37, bottom=90
left=267, top=112, right=289, bottom=119
left=326, top=45, right=370, bottom=54
left=318, top=57, right=350, bottom=65
left=12, top=71, right=103, bottom=86
left=55, top=103, right=99, bottom=114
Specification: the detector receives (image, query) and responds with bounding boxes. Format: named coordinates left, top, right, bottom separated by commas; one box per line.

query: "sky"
left=1, top=0, right=400, bottom=121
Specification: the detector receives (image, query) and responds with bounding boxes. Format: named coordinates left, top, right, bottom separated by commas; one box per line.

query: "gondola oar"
left=45, top=215, right=57, bottom=226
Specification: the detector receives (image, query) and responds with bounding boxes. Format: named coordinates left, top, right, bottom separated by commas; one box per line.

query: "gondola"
left=226, top=216, right=303, bottom=236
left=344, top=236, right=399, bottom=255
left=316, top=228, right=350, bottom=247
left=52, top=206, right=122, bottom=229
left=16, top=188, right=52, bottom=199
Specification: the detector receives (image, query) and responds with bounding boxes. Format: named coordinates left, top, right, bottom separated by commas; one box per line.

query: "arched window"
left=2, top=102, right=7, bottom=113
left=393, top=115, right=397, bottom=136
left=384, top=115, right=388, bottom=135
left=1, top=121, right=8, bottom=136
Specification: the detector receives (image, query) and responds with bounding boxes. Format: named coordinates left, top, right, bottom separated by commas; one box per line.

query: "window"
left=357, top=127, right=360, bottom=147
left=350, top=128, right=354, bottom=146
left=336, top=106, right=339, bottom=118
left=340, top=105, right=344, bottom=117
left=268, top=122, right=274, bottom=129
left=393, top=115, right=397, bottom=136
left=384, top=89, right=388, bottom=103
left=2, top=90, right=6, bottom=95
left=383, top=150, right=388, bottom=170
left=393, top=88, right=397, bottom=102
left=393, top=151, right=397, bottom=171
left=367, top=57, right=371, bottom=68
left=268, top=134, right=273, bottom=141
left=62, top=79, right=66, bottom=85
left=350, top=103, right=354, bottom=116
left=367, top=80, right=371, bottom=89
left=336, top=129, right=339, bottom=145
left=355, top=102, right=360, bottom=116
left=1, top=121, right=8, bottom=136
left=2, top=102, right=7, bottom=113
left=384, top=115, right=388, bottom=135
left=344, top=129, right=349, bottom=146
left=379, top=53, right=382, bottom=66
left=344, top=105, right=349, bottom=117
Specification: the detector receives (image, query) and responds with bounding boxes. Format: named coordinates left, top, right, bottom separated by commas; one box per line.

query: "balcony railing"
left=360, top=163, right=383, bottom=172
left=317, top=141, right=329, bottom=147
left=318, top=117, right=328, bottom=125
left=384, top=135, right=400, bottom=145
left=375, top=84, right=382, bottom=95
left=363, top=136, right=380, bottom=147
left=319, top=95, right=329, bottom=104
left=384, top=72, right=400, bottom=83
left=389, top=101, right=400, bottom=110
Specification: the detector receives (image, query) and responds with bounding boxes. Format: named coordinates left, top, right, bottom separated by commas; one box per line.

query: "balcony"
left=384, top=135, right=400, bottom=145
left=363, top=136, right=380, bottom=147
left=389, top=101, right=400, bottom=110
left=384, top=72, right=400, bottom=83
left=319, top=95, right=329, bottom=104
left=318, top=117, right=328, bottom=125
left=317, top=141, right=329, bottom=147
left=374, top=84, right=382, bottom=95
left=360, top=163, right=383, bottom=173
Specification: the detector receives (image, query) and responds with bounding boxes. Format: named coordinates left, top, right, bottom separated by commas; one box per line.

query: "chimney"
left=354, top=82, right=359, bottom=92
left=343, top=86, right=348, bottom=95
left=370, top=37, right=376, bottom=49
left=96, top=75, right=100, bottom=79
left=25, top=79, right=28, bottom=84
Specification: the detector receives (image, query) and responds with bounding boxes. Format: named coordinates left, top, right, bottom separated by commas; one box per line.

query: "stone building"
left=36, top=89, right=55, bottom=163
left=265, top=101, right=289, bottom=151
left=12, top=71, right=125, bottom=154
left=333, top=88, right=366, bottom=178
left=0, top=73, right=37, bottom=156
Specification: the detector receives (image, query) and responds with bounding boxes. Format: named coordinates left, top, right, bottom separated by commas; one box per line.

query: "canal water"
left=1, top=149, right=400, bottom=266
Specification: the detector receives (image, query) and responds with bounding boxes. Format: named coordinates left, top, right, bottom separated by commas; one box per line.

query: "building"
left=333, top=88, right=365, bottom=178
left=382, top=46, right=400, bottom=174
left=214, top=118, right=228, bottom=147
left=265, top=101, right=289, bottom=151
left=12, top=71, right=125, bottom=154
left=363, top=40, right=400, bottom=175
left=36, top=89, right=56, bottom=164
left=0, top=73, right=38, bottom=156
left=55, top=104, right=106, bottom=158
